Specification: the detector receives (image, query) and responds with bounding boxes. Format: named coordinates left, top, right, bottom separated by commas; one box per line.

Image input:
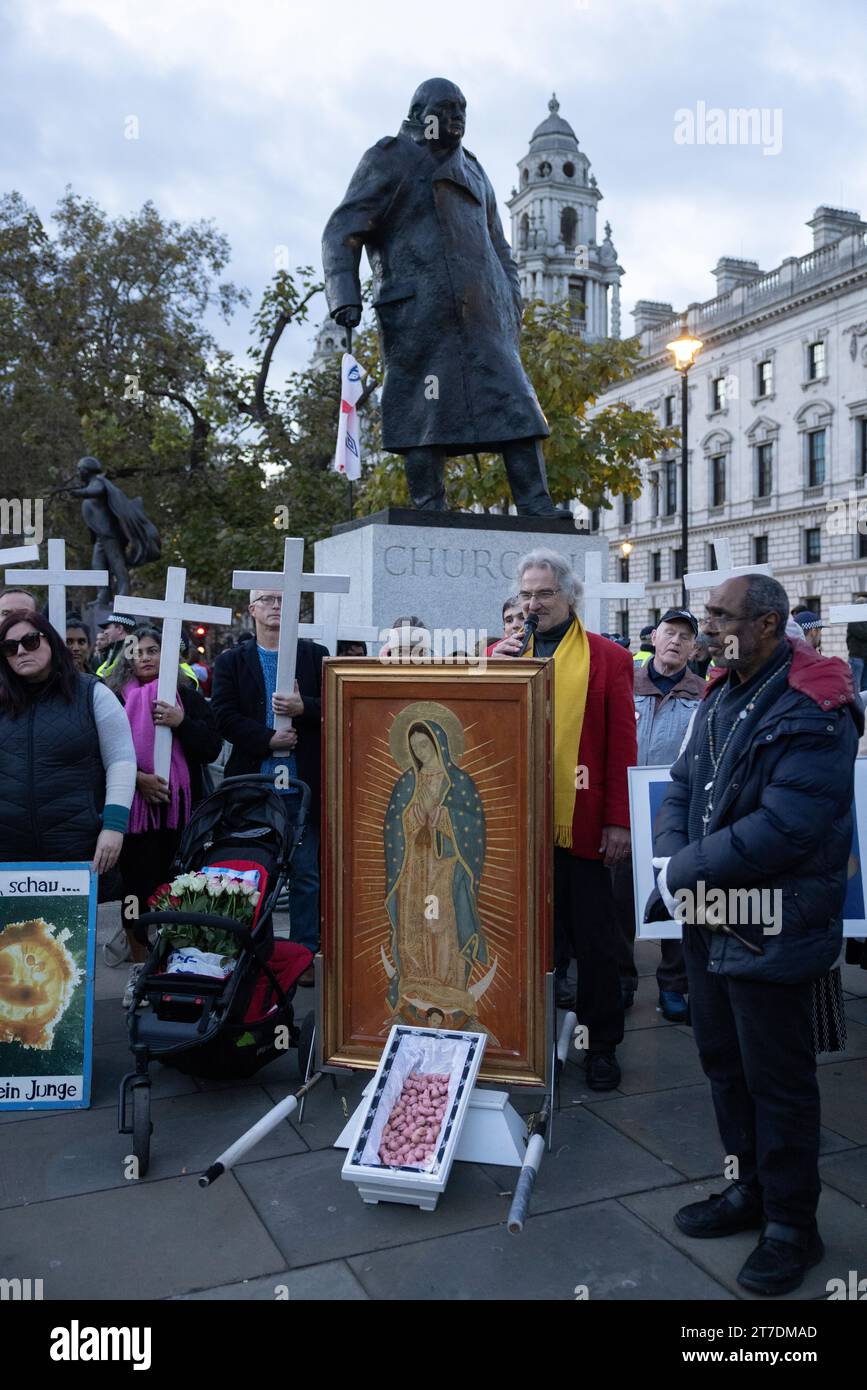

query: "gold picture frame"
left=321, top=659, right=552, bottom=1087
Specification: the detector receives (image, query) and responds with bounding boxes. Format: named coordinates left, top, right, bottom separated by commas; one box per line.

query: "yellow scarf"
left=529, top=616, right=590, bottom=848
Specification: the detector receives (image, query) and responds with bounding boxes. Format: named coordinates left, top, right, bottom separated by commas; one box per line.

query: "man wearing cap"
left=793, top=610, right=822, bottom=652
left=612, top=609, right=706, bottom=1020
left=95, top=614, right=138, bottom=678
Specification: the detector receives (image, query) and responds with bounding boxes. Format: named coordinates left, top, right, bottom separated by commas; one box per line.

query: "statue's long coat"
left=322, top=135, right=549, bottom=454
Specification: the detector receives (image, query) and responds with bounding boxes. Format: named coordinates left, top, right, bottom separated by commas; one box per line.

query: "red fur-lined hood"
left=704, top=637, right=857, bottom=712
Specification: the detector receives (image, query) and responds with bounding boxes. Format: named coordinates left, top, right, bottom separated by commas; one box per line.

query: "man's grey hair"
left=515, top=550, right=584, bottom=612
left=741, top=574, right=789, bottom=637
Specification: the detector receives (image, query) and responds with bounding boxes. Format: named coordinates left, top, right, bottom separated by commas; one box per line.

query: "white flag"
left=334, top=353, right=363, bottom=481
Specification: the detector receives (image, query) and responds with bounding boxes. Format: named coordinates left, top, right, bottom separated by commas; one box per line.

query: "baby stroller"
left=118, top=774, right=315, bottom=1176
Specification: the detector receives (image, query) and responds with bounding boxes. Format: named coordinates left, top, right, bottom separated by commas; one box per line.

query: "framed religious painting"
left=631, top=760, right=867, bottom=939
left=321, top=659, right=552, bottom=1086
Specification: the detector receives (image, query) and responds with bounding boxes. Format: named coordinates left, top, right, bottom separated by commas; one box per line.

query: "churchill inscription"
left=384, top=544, right=589, bottom=582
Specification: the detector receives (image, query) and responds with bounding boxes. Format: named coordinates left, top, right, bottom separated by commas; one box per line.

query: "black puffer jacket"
left=0, top=672, right=105, bottom=861
left=649, top=640, right=863, bottom=984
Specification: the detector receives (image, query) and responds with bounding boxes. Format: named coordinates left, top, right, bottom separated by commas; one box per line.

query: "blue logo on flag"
left=346, top=434, right=359, bottom=457
left=348, top=364, right=362, bottom=382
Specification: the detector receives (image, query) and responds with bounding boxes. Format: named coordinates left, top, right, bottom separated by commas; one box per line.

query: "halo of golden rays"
left=388, top=701, right=465, bottom=768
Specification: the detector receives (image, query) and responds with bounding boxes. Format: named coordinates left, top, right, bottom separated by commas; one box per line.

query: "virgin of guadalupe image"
left=382, top=702, right=497, bottom=1033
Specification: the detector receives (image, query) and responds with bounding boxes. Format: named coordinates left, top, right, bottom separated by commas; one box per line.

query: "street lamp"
left=666, top=316, right=703, bottom=605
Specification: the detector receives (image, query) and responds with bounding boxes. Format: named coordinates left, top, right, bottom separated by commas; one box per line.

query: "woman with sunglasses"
left=0, top=610, right=136, bottom=887
left=106, top=626, right=221, bottom=1006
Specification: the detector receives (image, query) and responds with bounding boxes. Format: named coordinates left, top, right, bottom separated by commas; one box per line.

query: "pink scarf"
left=123, top=679, right=191, bottom=833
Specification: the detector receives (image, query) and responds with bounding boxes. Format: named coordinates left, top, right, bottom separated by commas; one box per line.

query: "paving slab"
left=614, top=1023, right=707, bottom=1095
left=0, top=1173, right=284, bottom=1300
left=0, top=1084, right=307, bottom=1206
left=816, top=1018, right=867, bottom=1065
left=236, top=1147, right=508, bottom=1267
left=622, top=1179, right=867, bottom=1301
left=819, top=1146, right=867, bottom=1207
left=92, top=995, right=130, bottom=1046
left=845, top=996, right=867, bottom=1027
left=348, top=1198, right=734, bottom=1300
left=585, top=1082, right=854, bottom=1181
left=841, top=963, right=867, bottom=997
left=263, top=1068, right=370, bottom=1151
left=174, top=1260, right=369, bottom=1300
left=480, top=1100, right=682, bottom=1212
left=623, top=989, right=684, bottom=1033
left=816, top=1057, right=867, bottom=1145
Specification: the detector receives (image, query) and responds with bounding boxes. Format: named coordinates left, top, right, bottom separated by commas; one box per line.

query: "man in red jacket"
left=492, top=550, right=637, bottom=1089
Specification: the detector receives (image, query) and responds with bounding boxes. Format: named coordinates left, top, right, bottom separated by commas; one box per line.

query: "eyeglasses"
left=252, top=596, right=282, bottom=608
left=2, top=632, right=43, bottom=657
left=517, top=589, right=560, bottom=602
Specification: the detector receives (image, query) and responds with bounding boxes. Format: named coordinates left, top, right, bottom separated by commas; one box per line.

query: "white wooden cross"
left=4, top=539, right=109, bottom=633
left=582, top=550, right=646, bottom=634
left=827, top=602, right=867, bottom=628
left=684, top=536, right=772, bottom=595
left=0, top=543, right=40, bottom=568
left=114, top=568, right=232, bottom=782
left=233, top=537, right=350, bottom=731
left=299, top=590, right=380, bottom=655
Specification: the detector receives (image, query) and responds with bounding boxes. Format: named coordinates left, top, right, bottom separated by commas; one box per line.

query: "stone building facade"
left=585, top=206, right=867, bottom=658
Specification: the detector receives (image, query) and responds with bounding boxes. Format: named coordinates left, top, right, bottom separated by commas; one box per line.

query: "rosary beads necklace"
left=701, top=657, right=790, bottom=831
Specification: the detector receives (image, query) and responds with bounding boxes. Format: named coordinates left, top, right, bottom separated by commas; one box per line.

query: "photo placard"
left=0, top=863, right=97, bottom=1110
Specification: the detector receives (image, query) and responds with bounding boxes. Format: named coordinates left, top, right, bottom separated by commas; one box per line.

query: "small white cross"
left=5, top=539, right=109, bottom=634
left=684, top=537, right=772, bottom=595
left=114, top=568, right=232, bottom=782
left=0, top=543, right=40, bottom=568
left=299, top=590, right=379, bottom=655
left=827, top=603, right=867, bottom=626
left=233, top=538, right=350, bottom=730
left=582, top=551, right=646, bottom=634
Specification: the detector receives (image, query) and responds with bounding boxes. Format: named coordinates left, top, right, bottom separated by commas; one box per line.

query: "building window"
left=622, top=496, right=633, bottom=525
left=711, top=455, right=726, bottom=507
left=754, top=535, right=769, bottom=565
left=711, top=376, right=727, bottom=412
left=568, top=278, right=586, bottom=323
left=807, top=429, right=826, bottom=487
left=650, top=607, right=661, bottom=626
left=618, top=609, right=630, bottom=641
left=650, top=551, right=661, bottom=582
left=858, top=532, right=867, bottom=560
left=808, top=341, right=825, bottom=380
left=650, top=474, right=659, bottom=518
left=673, top=548, right=684, bottom=580
left=757, top=360, right=773, bottom=397
left=707, top=542, right=718, bottom=570
left=756, top=443, right=773, bottom=497
left=519, top=213, right=529, bottom=250
left=618, top=556, right=630, bottom=583
left=560, top=206, right=577, bottom=248
left=858, top=418, right=867, bottom=476
left=804, top=528, right=821, bottom=564
left=590, top=506, right=600, bottom=532
left=664, top=460, right=678, bottom=515
left=801, top=596, right=821, bottom=617
left=664, top=395, right=676, bottom=427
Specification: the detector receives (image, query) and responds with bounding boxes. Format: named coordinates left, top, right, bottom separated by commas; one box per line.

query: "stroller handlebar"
left=137, top=910, right=253, bottom=940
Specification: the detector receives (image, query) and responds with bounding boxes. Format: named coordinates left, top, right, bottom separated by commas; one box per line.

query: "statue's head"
left=408, top=78, right=466, bottom=150
left=77, top=456, right=102, bottom=479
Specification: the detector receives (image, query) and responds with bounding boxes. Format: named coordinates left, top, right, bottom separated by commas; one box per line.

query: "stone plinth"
left=314, top=509, right=611, bottom=644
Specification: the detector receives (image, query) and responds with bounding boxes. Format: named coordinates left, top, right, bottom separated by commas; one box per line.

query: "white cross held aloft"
left=683, top=536, right=772, bottom=596
left=582, top=550, right=646, bottom=635
left=4, top=539, right=109, bottom=634
left=114, top=568, right=233, bottom=783
left=827, top=602, right=867, bottom=628
left=299, top=590, right=380, bottom=656
left=233, top=538, right=350, bottom=730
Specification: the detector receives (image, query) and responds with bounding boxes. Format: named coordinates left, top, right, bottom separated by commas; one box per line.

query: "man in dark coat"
left=211, top=594, right=327, bottom=982
left=647, top=575, right=863, bottom=1296
left=322, top=78, right=567, bottom=519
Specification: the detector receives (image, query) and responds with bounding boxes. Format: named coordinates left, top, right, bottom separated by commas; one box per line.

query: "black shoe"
left=737, top=1222, right=824, bottom=1296
left=584, top=1051, right=621, bottom=1091
left=674, top=1182, right=764, bottom=1239
left=555, top=981, right=575, bottom=1009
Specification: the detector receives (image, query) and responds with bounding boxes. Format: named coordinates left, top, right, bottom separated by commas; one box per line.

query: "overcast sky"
left=3, top=0, right=866, bottom=374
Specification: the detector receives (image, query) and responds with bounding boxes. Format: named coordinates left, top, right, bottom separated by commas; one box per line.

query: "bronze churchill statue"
left=322, top=78, right=569, bottom=518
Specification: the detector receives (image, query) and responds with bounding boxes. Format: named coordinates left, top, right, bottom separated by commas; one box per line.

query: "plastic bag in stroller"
left=118, top=775, right=315, bottom=1176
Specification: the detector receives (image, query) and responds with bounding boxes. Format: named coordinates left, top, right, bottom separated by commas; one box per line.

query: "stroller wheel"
left=132, top=1082, right=152, bottom=1177
left=296, top=1010, right=315, bottom=1081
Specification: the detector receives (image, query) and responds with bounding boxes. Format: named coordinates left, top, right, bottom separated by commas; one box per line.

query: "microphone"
left=515, top=612, right=538, bottom=657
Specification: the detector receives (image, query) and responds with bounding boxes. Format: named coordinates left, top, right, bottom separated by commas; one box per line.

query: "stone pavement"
left=1, top=906, right=866, bottom=1302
